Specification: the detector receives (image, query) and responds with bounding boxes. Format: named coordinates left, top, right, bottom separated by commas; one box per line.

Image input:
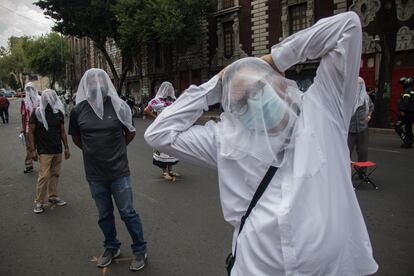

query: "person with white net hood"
left=348, top=77, right=373, bottom=177
left=145, top=12, right=378, bottom=275
left=21, top=82, right=40, bottom=173
left=28, top=89, right=70, bottom=214
left=144, top=81, right=180, bottom=180
left=68, top=68, right=147, bottom=271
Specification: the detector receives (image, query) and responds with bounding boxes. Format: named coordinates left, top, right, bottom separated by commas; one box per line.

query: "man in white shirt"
left=145, top=12, right=378, bottom=275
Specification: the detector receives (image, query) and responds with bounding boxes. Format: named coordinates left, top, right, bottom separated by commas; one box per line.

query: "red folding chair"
left=351, top=161, right=378, bottom=190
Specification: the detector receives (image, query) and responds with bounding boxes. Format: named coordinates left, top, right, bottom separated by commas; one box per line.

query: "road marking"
left=368, top=147, right=400, bottom=153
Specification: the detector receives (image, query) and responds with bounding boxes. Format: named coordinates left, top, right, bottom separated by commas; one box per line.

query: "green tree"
left=25, top=33, right=69, bottom=89
left=114, top=0, right=213, bottom=78
left=35, top=0, right=213, bottom=92
left=0, top=37, right=30, bottom=89
left=35, top=0, right=126, bottom=92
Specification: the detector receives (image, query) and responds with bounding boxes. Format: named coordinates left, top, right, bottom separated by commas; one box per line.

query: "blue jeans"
left=88, top=175, right=147, bottom=255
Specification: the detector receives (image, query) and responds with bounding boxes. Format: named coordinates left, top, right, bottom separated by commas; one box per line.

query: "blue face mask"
left=238, top=84, right=286, bottom=131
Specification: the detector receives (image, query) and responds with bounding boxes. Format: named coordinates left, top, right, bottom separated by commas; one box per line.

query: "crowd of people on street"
left=4, top=10, right=414, bottom=275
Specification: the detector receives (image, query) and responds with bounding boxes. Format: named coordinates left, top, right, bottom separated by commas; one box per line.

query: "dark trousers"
left=88, top=175, right=147, bottom=255
left=348, top=129, right=369, bottom=172
left=395, top=114, right=413, bottom=146
left=0, top=107, right=8, bottom=123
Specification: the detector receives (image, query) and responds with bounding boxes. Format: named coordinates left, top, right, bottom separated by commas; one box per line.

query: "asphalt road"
left=0, top=99, right=413, bottom=276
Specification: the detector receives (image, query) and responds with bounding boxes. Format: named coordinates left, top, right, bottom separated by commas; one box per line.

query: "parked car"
left=8, top=90, right=16, bottom=97
left=0, top=88, right=6, bottom=96
left=4, top=91, right=13, bottom=97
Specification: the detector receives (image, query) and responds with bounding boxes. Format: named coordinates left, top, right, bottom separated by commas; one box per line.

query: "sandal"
left=162, top=172, right=173, bottom=180
left=168, top=171, right=180, bottom=177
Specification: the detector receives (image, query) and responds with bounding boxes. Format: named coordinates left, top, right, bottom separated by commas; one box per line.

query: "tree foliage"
left=0, top=37, right=30, bottom=89
left=35, top=0, right=126, bottom=92
left=24, top=32, right=69, bottom=88
left=8, top=73, right=19, bottom=90
left=35, top=0, right=214, bottom=92
left=114, top=0, right=213, bottom=74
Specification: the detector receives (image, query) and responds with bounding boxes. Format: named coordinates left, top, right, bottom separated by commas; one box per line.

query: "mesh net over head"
left=218, top=57, right=302, bottom=166
left=24, top=82, right=39, bottom=113
left=76, top=68, right=135, bottom=132
left=35, top=89, right=64, bottom=130
left=155, top=82, right=176, bottom=100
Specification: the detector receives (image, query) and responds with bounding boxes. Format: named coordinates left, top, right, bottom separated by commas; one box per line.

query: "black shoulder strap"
left=237, top=166, right=278, bottom=236
left=226, top=166, right=278, bottom=275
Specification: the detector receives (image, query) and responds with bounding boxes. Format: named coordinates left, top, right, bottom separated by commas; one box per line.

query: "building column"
left=251, top=0, right=269, bottom=57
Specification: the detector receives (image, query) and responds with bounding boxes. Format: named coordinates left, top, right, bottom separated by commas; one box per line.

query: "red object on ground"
left=351, top=161, right=378, bottom=190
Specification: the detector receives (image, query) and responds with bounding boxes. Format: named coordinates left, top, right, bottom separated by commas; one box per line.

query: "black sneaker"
left=129, top=253, right=147, bottom=271
left=24, top=167, right=34, bottom=174
left=96, top=248, right=121, bottom=268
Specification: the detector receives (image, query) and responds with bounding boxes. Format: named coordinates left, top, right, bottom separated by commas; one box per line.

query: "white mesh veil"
left=76, top=68, right=135, bottom=132
left=155, top=82, right=176, bottom=99
left=35, top=89, right=64, bottom=130
left=218, top=57, right=302, bottom=166
left=353, top=77, right=370, bottom=115
left=24, top=82, right=39, bottom=113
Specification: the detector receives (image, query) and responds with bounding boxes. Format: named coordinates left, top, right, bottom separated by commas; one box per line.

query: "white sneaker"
left=48, top=197, right=67, bottom=206
left=33, top=203, right=44, bottom=214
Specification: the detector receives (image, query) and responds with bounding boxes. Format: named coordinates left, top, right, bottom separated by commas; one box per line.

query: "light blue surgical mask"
left=238, top=84, right=286, bottom=131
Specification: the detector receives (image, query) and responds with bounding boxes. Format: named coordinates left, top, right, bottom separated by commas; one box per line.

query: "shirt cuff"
left=270, top=44, right=297, bottom=73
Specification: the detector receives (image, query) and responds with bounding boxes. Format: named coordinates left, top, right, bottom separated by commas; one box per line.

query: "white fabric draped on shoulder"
left=75, top=68, right=135, bottom=132
left=35, top=89, right=64, bottom=130
left=24, top=82, right=39, bottom=113
left=219, top=57, right=302, bottom=166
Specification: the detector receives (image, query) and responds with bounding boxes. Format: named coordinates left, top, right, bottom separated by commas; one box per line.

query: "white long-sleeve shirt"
left=145, top=12, right=378, bottom=276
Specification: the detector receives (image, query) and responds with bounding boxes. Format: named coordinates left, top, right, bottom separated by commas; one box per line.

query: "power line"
left=0, top=3, right=52, bottom=25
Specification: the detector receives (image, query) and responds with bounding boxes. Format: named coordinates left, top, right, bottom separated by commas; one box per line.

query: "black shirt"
left=68, top=98, right=130, bottom=182
left=29, top=107, right=64, bottom=155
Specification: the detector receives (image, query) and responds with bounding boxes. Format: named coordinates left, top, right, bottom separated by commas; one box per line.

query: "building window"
left=223, top=22, right=234, bottom=59
left=289, top=3, right=307, bottom=34
left=223, top=0, right=234, bottom=9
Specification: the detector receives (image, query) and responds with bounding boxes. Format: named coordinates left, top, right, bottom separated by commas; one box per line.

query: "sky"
left=0, top=0, right=54, bottom=48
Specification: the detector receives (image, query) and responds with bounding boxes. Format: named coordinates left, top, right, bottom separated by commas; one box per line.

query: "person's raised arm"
left=144, top=76, right=222, bottom=169
left=263, top=12, right=362, bottom=126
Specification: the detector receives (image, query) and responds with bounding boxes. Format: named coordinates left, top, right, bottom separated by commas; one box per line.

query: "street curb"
left=369, top=128, right=395, bottom=135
